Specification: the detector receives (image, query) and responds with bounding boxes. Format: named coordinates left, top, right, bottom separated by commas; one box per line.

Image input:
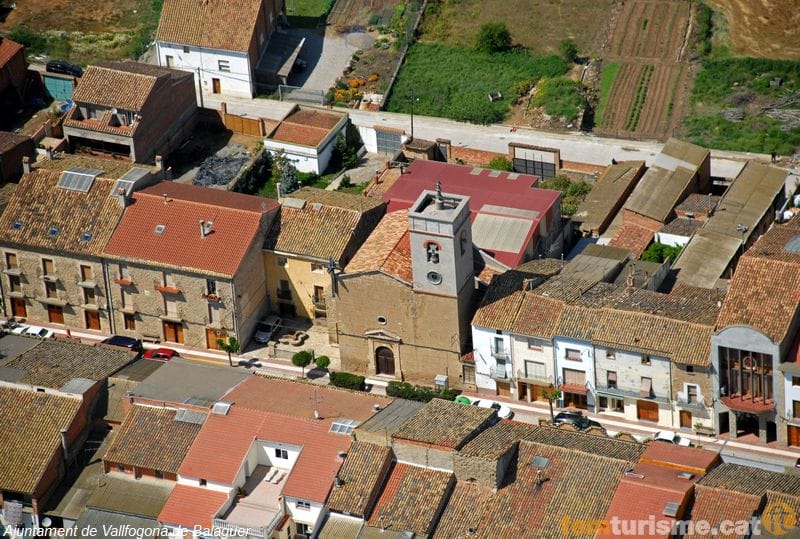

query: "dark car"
left=552, top=411, right=605, bottom=432
left=46, top=59, right=83, bottom=78
left=101, top=335, right=143, bottom=354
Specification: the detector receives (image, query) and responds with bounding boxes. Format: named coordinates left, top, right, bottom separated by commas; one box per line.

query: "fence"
left=224, top=113, right=262, bottom=136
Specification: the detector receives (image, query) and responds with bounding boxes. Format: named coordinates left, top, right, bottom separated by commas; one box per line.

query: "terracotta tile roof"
left=157, top=484, right=228, bottom=529
left=609, top=284, right=723, bottom=325
left=0, top=37, right=24, bottom=67
left=0, top=131, right=32, bottom=154
left=367, top=463, right=453, bottom=535
left=514, top=294, right=567, bottom=338
left=223, top=374, right=391, bottom=422
left=265, top=187, right=385, bottom=262
left=392, top=398, right=495, bottom=450
left=345, top=210, right=412, bottom=283
left=457, top=419, right=536, bottom=460
left=0, top=387, right=82, bottom=494
left=179, top=406, right=350, bottom=502
left=104, top=182, right=278, bottom=276
left=156, top=0, right=264, bottom=53
left=609, top=222, right=655, bottom=257
left=285, top=108, right=343, bottom=130
left=675, top=193, right=720, bottom=215
left=0, top=169, right=125, bottom=257
left=71, top=62, right=183, bottom=111
left=34, top=154, right=146, bottom=179
left=638, top=442, right=719, bottom=474
left=698, top=463, right=800, bottom=497
left=269, top=122, right=331, bottom=147
left=685, top=486, right=761, bottom=539
left=716, top=256, right=800, bottom=342
left=440, top=441, right=630, bottom=538
left=326, top=441, right=392, bottom=517
left=0, top=340, right=135, bottom=389
left=64, top=109, right=139, bottom=137
left=524, top=426, right=647, bottom=463
left=103, top=405, right=204, bottom=474
left=763, top=491, right=800, bottom=539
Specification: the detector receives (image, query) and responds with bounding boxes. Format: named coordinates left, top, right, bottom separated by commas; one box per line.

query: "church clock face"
left=427, top=271, right=442, bottom=285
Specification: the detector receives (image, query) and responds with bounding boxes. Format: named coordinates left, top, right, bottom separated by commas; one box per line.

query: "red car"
left=143, top=348, right=177, bottom=361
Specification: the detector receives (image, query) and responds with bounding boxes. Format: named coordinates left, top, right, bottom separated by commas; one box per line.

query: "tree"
left=487, top=156, right=514, bottom=171
left=475, top=22, right=512, bottom=54
left=216, top=336, right=240, bottom=368
left=315, top=355, right=331, bottom=370
left=271, top=149, right=298, bottom=195
left=559, top=39, right=578, bottom=64
left=292, top=350, right=313, bottom=378
left=541, top=387, right=562, bottom=422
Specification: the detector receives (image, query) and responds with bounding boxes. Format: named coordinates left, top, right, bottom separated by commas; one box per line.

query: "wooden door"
left=637, top=400, right=659, bottom=422
left=85, top=310, right=100, bottom=330
left=788, top=425, right=800, bottom=447
left=163, top=321, right=177, bottom=343
left=519, top=382, right=528, bottom=401
left=496, top=382, right=512, bottom=398
left=212, top=78, right=221, bottom=93
left=174, top=323, right=184, bottom=344
left=375, top=346, right=395, bottom=375
left=679, top=410, right=692, bottom=429
left=47, top=305, right=64, bottom=324
left=207, top=328, right=226, bottom=350
left=10, top=298, right=26, bottom=318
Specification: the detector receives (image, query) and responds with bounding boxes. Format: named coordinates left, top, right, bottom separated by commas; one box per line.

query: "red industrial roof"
left=639, top=442, right=719, bottom=473
left=104, top=182, right=278, bottom=276
left=157, top=484, right=228, bottom=529
left=382, top=160, right=560, bottom=266
left=179, top=406, right=350, bottom=503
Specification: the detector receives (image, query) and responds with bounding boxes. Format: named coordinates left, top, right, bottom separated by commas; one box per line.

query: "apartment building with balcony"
left=103, top=182, right=278, bottom=349
left=0, top=169, right=128, bottom=331
left=263, top=188, right=384, bottom=321
left=712, top=215, right=800, bottom=446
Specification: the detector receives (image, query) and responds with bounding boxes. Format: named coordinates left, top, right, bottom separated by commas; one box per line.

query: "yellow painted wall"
left=263, top=251, right=330, bottom=319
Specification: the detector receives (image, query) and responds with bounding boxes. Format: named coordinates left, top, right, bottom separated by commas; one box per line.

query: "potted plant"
left=236, top=486, right=247, bottom=499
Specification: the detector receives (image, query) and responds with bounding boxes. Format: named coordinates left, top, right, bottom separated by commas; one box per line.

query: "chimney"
left=200, top=220, right=207, bottom=238
left=163, top=193, right=171, bottom=204
left=22, top=156, right=31, bottom=174
left=155, top=155, right=164, bottom=171
left=45, top=147, right=54, bottom=160
left=60, top=428, right=69, bottom=462
left=165, top=166, right=173, bottom=181
left=276, top=182, right=282, bottom=202
left=626, top=264, right=635, bottom=288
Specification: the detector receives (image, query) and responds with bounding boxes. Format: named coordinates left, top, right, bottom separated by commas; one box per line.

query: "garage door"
left=789, top=425, right=800, bottom=447
left=496, top=381, right=512, bottom=398
left=637, top=400, right=659, bottom=422
left=376, top=129, right=402, bottom=154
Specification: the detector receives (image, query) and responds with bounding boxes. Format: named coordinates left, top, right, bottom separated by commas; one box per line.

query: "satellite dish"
left=41, top=517, right=52, bottom=527
left=110, top=108, right=118, bottom=115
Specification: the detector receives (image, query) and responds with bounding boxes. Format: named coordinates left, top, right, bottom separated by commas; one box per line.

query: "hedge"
left=329, top=372, right=366, bottom=391
left=386, top=381, right=461, bottom=402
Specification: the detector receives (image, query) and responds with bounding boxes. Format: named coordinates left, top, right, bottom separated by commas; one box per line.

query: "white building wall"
left=655, top=231, right=691, bottom=247
left=284, top=497, right=325, bottom=528
left=176, top=475, right=233, bottom=494
left=553, top=336, right=595, bottom=407
left=785, top=374, right=800, bottom=419
left=471, top=326, right=512, bottom=394
left=510, top=335, right=555, bottom=385
left=357, top=125, right=378, bottom=154
left=256, top=440, right=302, bottom=469
left=156, top=42, right=253, bottom=98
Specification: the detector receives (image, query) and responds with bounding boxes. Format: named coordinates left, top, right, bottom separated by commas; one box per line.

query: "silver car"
left=253, top=315, right=282, bottom=343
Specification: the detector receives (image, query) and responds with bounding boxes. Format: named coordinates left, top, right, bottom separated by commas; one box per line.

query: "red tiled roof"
left=179, top=406, right=350, bottom=503
left=383, top=160, right=560, bottom=267
left=346, top=210, right=413, bottom=283
left=609, top=222, right=655, bottom=257
left=104, top=182, right=278, bottom=276
left=0, top=38, right=24, bottom=67
left=639, top=442, right=719, bottom=474
left=222, top=375, right=391, bottom=422
left=156, top=0, right=263, bottom=53
left=157, top=484, right=228, bottom=529
left=685, top=486, right=761, bottom=539
left=269, top=122, right=331, bottom=147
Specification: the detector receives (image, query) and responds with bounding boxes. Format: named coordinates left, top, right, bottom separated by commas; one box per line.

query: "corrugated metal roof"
left=471, top=213, right=533, bottom=254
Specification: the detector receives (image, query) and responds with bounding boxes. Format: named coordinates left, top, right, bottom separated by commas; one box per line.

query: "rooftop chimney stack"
left=155, top=155, right=164, bottom=171
left=200, top=220, right=207, bottom=238
left=45, top=147, right=53, bottom=160
left=60, top=428, right=69, bottom=463
left=22, top=156, right=31, bottom=174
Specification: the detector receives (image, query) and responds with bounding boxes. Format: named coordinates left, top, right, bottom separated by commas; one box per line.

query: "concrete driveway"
left=288, top=26, right=372, bottom=93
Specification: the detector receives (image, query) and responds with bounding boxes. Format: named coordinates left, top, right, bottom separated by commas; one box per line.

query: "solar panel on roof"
left=662, top=502, right=680, bottom=517
left=58, top=168, right=103, bottom=193
left=329, top=418, right=359, bottom=435
left=784, top=235, right=800, bottom=253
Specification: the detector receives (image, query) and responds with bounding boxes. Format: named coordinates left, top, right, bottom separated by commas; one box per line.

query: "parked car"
left=46, top=59, right=83, bottom=78
left=10, top=324, right=29, bottom=335
left=471, top=398, right=514, bottom=419
left=552, top=411, right=605, bottom=432
left=653, top=430, right=691, bottom=446
left=101, top=335, right=143, bottom=354
left=12, top=325, right=54, bottom=339
left=253, top=315, right=282, bottom=344
left=143, top=348, right=177, bottom=362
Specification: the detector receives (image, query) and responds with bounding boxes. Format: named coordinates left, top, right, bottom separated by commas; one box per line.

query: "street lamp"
left=408, top=91, right=419, bottom=141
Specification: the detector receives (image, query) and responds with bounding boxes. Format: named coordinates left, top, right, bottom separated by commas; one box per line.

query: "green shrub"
left=315, top=355, right=331, bottom=370
left=475, top=22, right=512, bottom=54
left=487, top=156, right=514, bottom=171
left=386, top=381, right=461, bottom=402
left=9, top=25, right=48, bottom=54
left=539, top=175, right=591, bottom=216
left=558, top=39, right=578, bottom=64
left=641, top=242, right=682, bottom=263
left=533, top=77, right=586, bottom=122
left=329, top=371, right=367, bottom=391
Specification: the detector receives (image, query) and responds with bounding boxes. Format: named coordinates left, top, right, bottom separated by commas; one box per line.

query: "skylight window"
left=154, top=224, right=166, bottom=234
left=329, top=419, right=359, bottom=435
left=11, top=220, right=22, bottom=230
left=48, top=226, right=59, bottom=237
left=81, top=232, right=93, bottom=242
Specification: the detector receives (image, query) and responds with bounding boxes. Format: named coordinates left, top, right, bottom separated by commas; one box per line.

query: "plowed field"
left=596, top=0, right=691, bottom=139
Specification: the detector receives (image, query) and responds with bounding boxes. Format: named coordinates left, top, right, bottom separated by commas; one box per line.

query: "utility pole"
left=409, top=90, right=419, bottom=141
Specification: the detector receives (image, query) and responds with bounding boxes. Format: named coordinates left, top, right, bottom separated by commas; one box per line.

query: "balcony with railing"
left=2, top=263, right=22, bottom=276
left=516, top=369, right=551, bottom=385
left=490, top=364, right=511, bottom=380
left=491, top=347, right=510, bottom=360
left=595, top=384, right=670, bottom=404
left=675, top=392, right=706, bottom=409
left=276, top=288, right=292, bottom=301
left=213, top=465, right=288, bottom=539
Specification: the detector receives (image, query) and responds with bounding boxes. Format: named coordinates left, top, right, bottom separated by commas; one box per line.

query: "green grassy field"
left=386, top=44, right=567, bottom=124
left=594, top=62, right=620, bottom=125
